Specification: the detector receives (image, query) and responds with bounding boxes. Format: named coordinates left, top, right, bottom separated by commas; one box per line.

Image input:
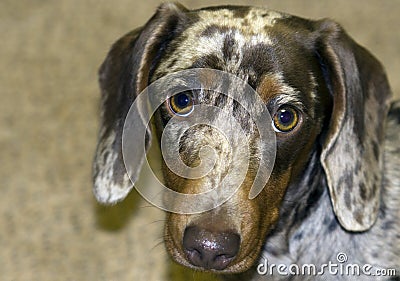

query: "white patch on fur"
left=309, top=71, right=318, bottom=102
left=94, top=172, right=132, bottom=204
left=258, top=10, right=284, bottom=26
left=197, top=8, right=283, bottom=31
left=93, top=130, right=133, bottom=204
left=154, top=8, right=284, bottom=78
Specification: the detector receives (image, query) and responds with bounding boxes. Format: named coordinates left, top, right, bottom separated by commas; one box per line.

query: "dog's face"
left=93, top=3, right=391, bottom=275
left=149, top=7, right=332, bottom=273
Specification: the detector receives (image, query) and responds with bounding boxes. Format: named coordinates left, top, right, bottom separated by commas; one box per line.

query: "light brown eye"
left=273, top=106, right=299, bottom=132
left=168, top=92, right=194, bottom=116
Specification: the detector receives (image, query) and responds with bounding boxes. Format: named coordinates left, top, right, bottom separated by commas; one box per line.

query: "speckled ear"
left=315, top=19, right=392, bottom=231
left=93, top=3, right=189, bottom=204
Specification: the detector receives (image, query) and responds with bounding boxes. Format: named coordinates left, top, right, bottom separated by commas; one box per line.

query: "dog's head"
left=93, top=3, right=391, bottom=274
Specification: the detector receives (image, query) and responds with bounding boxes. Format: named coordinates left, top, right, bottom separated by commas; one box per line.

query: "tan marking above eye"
left=257, top=74, right=283, bottom=101
left=257, top=73, right=299, bottom=102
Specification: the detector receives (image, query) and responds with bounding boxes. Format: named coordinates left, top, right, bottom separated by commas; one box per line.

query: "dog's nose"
left=182, top=225, right=240, bottom=270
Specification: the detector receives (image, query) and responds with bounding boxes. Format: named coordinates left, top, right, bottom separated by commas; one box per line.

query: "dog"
left=93, top=3, right=400, bottom=280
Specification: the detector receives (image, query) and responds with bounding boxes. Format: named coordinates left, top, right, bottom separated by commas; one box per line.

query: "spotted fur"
left=93, top=3, right=399, bottom=280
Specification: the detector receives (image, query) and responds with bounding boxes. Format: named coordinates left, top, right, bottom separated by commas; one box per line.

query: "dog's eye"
left=273, top=106, right=299, bottom=132
left=168, top=92, right=194, bottom=116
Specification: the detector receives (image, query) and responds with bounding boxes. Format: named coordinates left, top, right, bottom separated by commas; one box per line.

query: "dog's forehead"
left=155, top=7, right=286, bottom=75
left=196, top=6, right=284, bottom=33
left=153, top=7, right=316, bottom=95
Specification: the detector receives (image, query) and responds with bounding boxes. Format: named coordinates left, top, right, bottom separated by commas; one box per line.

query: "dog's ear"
left=93, top=3, right=189, bottom=204
left=315, top=20, right=392, bottom=231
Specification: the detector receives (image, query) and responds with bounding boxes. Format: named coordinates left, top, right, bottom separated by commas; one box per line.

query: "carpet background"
left=1, top=1, right=399, bottom=280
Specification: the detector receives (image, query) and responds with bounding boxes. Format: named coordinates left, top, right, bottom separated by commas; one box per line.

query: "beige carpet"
left=1, top=0, right=399, bottom=280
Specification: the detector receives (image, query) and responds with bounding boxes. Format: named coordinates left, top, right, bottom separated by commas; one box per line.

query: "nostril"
left=214, top=254, right=233, bottom=267
left=185, top=248, right=202, bottom=266
left=183, top=226, right=240, bottom=270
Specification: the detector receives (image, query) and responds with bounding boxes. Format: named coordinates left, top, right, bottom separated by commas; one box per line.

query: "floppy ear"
left=315, top=20, right=392, bottom=231
left=93, top=3, right=189, bottom=204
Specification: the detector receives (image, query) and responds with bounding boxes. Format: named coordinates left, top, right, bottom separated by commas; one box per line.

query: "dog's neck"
left=262, top=150, right=328, bottom=257
left=256, top=142, right=399, bottom=272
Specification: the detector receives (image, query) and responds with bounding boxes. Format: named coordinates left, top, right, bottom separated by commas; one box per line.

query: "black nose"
left=183, top=226, right=240, bottom=270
